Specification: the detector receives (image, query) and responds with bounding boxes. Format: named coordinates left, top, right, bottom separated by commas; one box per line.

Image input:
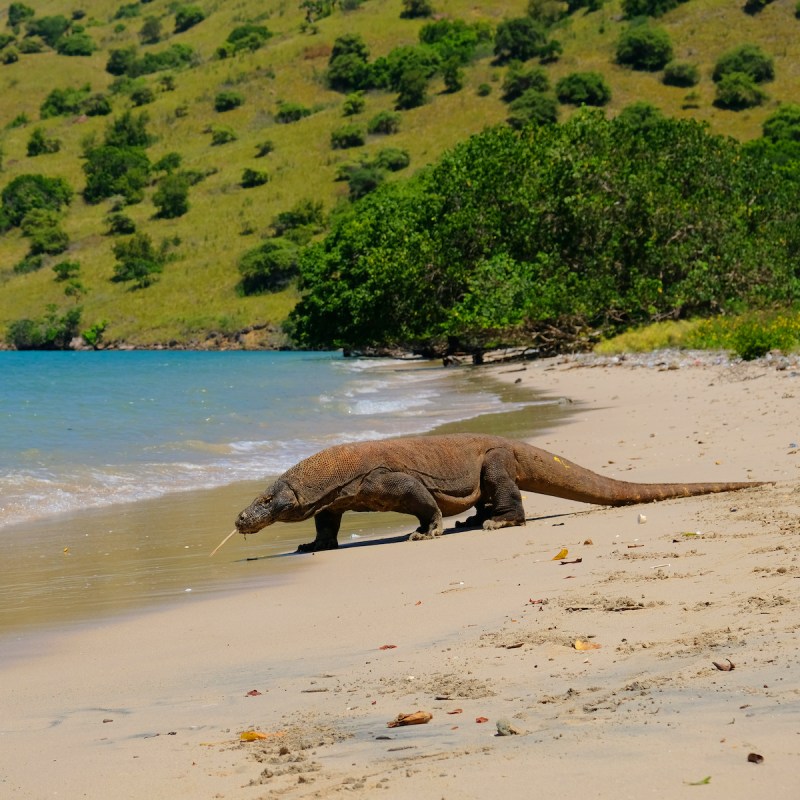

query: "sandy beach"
left=1, top=351, right=799, bottom=799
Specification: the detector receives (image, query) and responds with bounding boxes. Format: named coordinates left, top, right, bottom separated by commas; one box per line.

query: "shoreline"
left=0, top=362, right=571, bottom=638
left=1, top=351, right=798, bottom=798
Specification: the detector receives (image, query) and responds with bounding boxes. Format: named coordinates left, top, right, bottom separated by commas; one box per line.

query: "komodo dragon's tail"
left=512, top=442, right=767, bottom=506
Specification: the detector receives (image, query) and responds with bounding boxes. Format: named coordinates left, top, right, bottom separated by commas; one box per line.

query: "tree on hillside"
left=1, top=173, right=72, bottom=228
left=621, top=0, right=687, bottom=17
left=714, top=72, right=768, bottom=110
left=8, top=3, right=35, bottom=31
left=174, top=5, right=205, bottom=33
left=616, top=26, right=673, bottom=71
left=112, top=233, right=167, bottom=288
left=25, top=15, right=70, bottom=48
left=493, top=17, right=549, bottom=63
left=400, top=0, right=435, bottom=17
left=153, top=173, right=190, bottom=218
left=83, top=146, right=152, bottom=204
left=556, top=72, right=611, bottom=106
left=139, top=16, right=162, bottom=44
left=712, top=44, right=774, bottom=84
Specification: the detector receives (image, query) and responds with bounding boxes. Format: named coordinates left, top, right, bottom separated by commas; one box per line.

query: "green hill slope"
left=0, top=0, right=798, bottom=347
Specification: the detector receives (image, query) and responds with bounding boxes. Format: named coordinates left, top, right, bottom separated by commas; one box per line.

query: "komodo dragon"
left=234, top=433, right=766, bottom=552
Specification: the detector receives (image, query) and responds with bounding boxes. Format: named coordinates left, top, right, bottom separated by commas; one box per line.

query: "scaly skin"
left=234, top=433, right=767, bottom=552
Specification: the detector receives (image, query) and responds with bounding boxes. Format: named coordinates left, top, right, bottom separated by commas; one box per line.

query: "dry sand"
left=1, top=351, right=799, bottom=799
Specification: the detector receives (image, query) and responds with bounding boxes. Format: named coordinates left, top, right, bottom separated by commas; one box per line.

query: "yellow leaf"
left=552, top=548, right=568, bottom=561
left=240, top=730, right=269, bottom=741
left=574, top=639, right=601, bottom=651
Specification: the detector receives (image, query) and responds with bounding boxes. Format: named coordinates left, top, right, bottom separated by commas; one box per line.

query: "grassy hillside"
left=0, top=0, right=798, bottom=347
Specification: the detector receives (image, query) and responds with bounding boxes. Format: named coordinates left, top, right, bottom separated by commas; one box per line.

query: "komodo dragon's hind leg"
left=455, top=500, right=492, bottom=529
left=297, top=509, right=343, bottom=553
left=481, top=447, right=526, bottom=530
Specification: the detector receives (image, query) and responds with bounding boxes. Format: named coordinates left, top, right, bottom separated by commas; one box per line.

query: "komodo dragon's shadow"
left=236, top=512, right=575, bottom=562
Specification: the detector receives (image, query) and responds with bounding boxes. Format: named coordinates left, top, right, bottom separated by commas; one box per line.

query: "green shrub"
left=21, top=209, right=69, bottom=255
left=493, top=17, right=548, bottom=63
left=327, top=52, right=372, bottom=92
left=2, top=47, right=19, bottom=64
left=555, top=72, right=611, bottom=106
left=214, top=91, right=244, bottom=112
left=686, top=312, right=800, bottom=360
left=367, top=110, right=401, bottom=134
left=714, top=72, right=768, bottom=110
left=18, top=38, right=43, bottom=54
left=174, top=5, right=205, bottom=33
left=52, top=260, right=81, bottom=281
left=275, top=102, right=312, bottom=123
left=271, top=199, right=325, bottom=237
left=105, top=212, right=136, bottom=235
left=56, top=33, right=96, bottom=56
left=154, top=152, right=182, bottom=173
left=82, top=146, right=151, bottom=204
left=621, top=0, right=687, bottom=17
left=395, top=68, right=429, bottom=110
left=442, top=59, right=464, bottom=93
left=241, top=168, right=269, bottom=188
left=107, top=43, right=194, bottom=77
left=347, top=165, right=386, bottom=200
left=1, top=174, right=73, bottom=227
left=12, top=254, right=44, bottom=274
left=255, top=140, right=274, bottom=157
left=331, top=124, right=366, bottom=149
left=237, top=238, right=299, bottom=294
left=210, top=126, right=237, bottom=145
left=112, top=233, right=165, bottom=288
left=373, top=147, right=411, bottom=171
left=616, top=26, right=673, bottom=71
left=763, top=104, right=800, bottom=140
left=6, top=306, right=82, bottom=350
left=8, top=3, right=35, bottom=30
left=342, top=92, right=366, bottom=116
left=662, top=61, right=699, bottom=87
left=712, top=44, right=774, bottom=84
left=501, top=64, right=549, bottom=102
left=139, top=16, right=161, bottom=44
left=220, top=24, right=272, bottom=56
left=743, top=0, right=775, bottom=14
left=104, top=111, right=154, bottom=149
left=114, top=3, right=141, bottom=19
left=477, top=83, right=492, bottom=96
left=400, top=0, right=434, bottom=18
left=153, top=173, right=190, bottom=218
left=26, top=15, right=70, bottom=48
left=40, top=86, right=86, bottom=118
left=615, top=101, right=665, bottom=131
left=507, top=90, right=558, bottom=128
left=131, top=86, right=155, bottom=106
left=26, top=128, right=61, bottom=157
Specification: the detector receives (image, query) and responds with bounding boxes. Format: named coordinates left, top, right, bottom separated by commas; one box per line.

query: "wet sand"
left=1, top=352, right=798, bottom=799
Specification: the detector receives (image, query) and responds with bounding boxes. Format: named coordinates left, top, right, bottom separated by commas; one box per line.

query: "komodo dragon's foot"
left=455, top=512, right=488, bottom=530
left=408, top=522, right=443, bottom=541
left=297, top=539, right=339, bottom=553
left=483, top=518, right=526, bottom=530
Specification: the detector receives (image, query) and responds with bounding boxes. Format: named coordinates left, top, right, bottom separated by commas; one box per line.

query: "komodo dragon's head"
left=235, top=479, right=303, bottom=534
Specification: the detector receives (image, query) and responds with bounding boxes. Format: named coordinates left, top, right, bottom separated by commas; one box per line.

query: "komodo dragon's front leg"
left=297, top=469, right=444, bottom=552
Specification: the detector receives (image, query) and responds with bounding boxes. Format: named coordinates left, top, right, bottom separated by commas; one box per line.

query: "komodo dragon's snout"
left=232, top=434, right=768, bottom=554
left=235, top=480, right=302, bottom=534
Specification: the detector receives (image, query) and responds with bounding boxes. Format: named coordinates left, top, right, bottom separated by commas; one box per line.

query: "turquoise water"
left=0, top=351, right=522, bottom=531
